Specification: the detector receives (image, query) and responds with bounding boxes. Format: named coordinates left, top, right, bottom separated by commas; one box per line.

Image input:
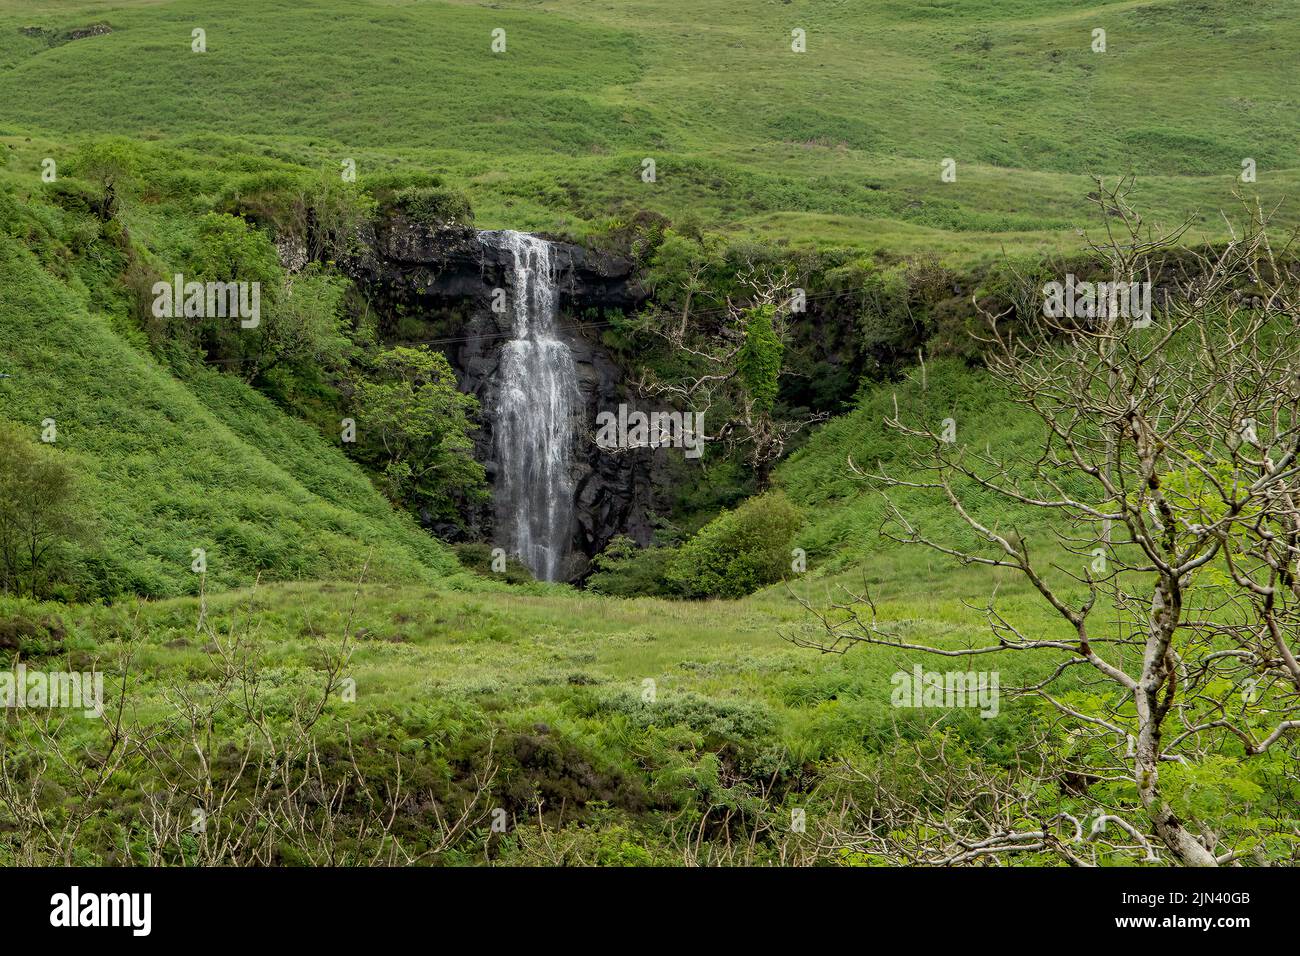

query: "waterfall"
left=482, top=230, right=578, bottom=581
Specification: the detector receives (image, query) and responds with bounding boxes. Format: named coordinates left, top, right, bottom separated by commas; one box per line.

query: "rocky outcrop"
left=342, top=215, right=655, bottom=577
left=347, top=217, right=643, bottom=313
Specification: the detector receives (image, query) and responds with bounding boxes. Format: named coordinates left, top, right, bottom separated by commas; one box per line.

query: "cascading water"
left=482, top=230, right=578, bottom=581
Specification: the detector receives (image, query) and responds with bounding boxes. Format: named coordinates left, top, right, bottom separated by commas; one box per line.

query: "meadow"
left=1, top=0, right=1297, bottom=866
left=0, top=0, right=1296, bottom=259
left=0, top=336, right=1114, bottom=865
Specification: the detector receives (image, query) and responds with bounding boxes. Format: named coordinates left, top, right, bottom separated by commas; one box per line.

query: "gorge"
left=343, top=213, right=660, bottom=580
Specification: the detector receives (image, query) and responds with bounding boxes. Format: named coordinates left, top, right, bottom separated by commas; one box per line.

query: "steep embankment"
left=0, top=191, right=458, bottom=598
left=776, top=357, right=1084, bottom=597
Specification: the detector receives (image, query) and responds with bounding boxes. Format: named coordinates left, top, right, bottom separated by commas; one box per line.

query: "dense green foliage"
left=736, top=305, right=782, bottom=414
left=667, top=491, right=803, bottom=598
left=0, top=425, right=86, bottom=599
left=585, top=535, right=678, bottom=598
left=450, top=541, right=536, bottom=585
left=349, top=345, right=487, bottom=522
left=391, top=184, right=475, bottom=229
left=0, top=183, right=460, bottom=598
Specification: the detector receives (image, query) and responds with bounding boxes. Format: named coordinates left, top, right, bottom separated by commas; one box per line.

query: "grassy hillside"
left=773, top=356, right=1090, bottom=641
left=0, top=0, right=1295, bottom=259
left=780, top=358, right=1055, bottom=569
left=0, top=188, right=460, bottom=597
left=2, top=0, right=1296, bottom=869
left=0, top=543, right=1064, bottom=865
left=0, top=353, right=1131, bottom=865
left=0, top=207, right=1089, bottom=862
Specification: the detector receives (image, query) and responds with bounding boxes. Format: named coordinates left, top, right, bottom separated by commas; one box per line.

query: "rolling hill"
left=0, top=0, right=1295, bottom=259
left=0, top=0, right=1296, bottom=869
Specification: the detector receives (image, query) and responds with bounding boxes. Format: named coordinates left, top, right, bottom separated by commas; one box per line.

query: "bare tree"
left=0, top=567, right=499, bottom=866
left=792, top=183, right=1300, bottom=866
left=630, top=260, right=826, bottom=483
left=796, top=716, right=1167, bottom=867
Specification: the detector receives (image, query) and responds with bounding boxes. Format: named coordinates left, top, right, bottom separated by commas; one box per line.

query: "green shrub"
left=215, top=169, right=376, bottom=260
left=666, top=491, right=802, bottom=598
left=350, top=345, right=487, bottom=521
left=592, top=688, right=778, bottom=747
left=0, top=426, right=90, bottom=600
left=66, top=137, right=143, bottom=219
left=392, top=185, right=474, bottom=228
left=585, top=535, right=677, bottom=597
left=452, top=542, right=535, bottom=584
left=363, top=171, right=474, bottom=228
left=0, top=607, right=70, bottom=657
left=41, top=178, right=101, bottom=216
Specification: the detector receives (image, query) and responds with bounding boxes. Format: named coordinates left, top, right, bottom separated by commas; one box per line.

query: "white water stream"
left=481, top=230, right=577, bottom=581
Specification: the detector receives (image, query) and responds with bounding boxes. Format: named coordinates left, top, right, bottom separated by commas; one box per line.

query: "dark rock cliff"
left=342, top=215, right=657, bottom=577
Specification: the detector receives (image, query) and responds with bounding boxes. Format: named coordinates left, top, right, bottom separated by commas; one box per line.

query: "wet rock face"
left=349, top=217, right=644, bottom=314
left=342, top=215, right=656, bottom=577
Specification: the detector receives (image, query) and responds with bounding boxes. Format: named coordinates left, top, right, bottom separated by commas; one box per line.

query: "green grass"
left=100, top=573, right=1056, bottom=752
left=0, top=557, right=1061, bottom=864
left=0, top=189, right=461, bottom=597
left=782, top=359, right=1057, bottom=556
left=0, top=337, right=1089, bottom=864
left=0, top=0, right=1294, bottom=260
left=1, top=0, right=1293, bottom=864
